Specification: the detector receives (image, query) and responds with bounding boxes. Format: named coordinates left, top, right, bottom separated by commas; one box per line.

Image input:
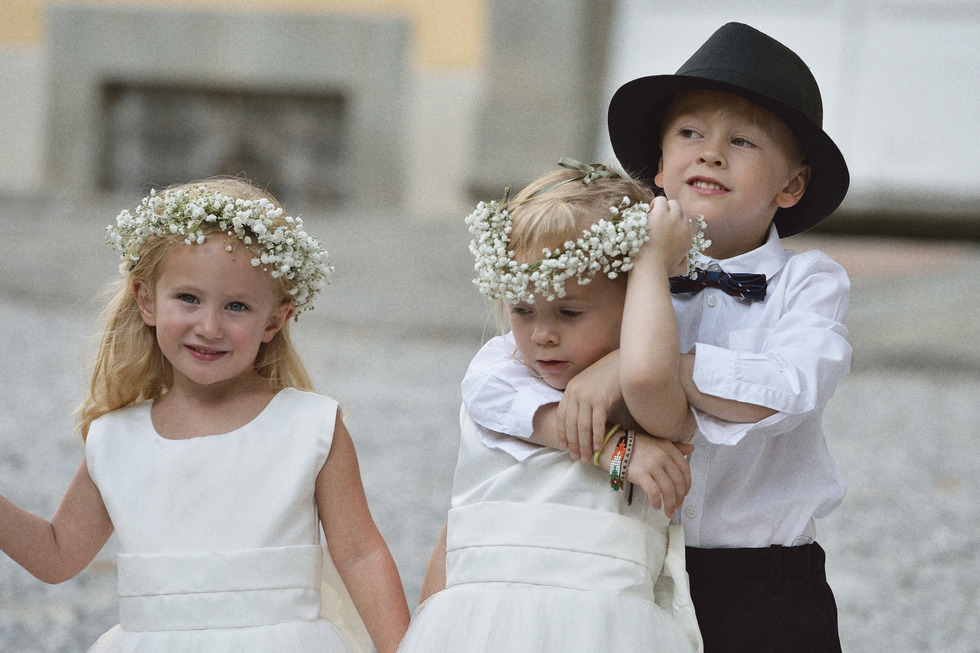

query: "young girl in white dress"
left=397, top=161, right=704, bottom=652
left=0, top=179, right=410, bottom=652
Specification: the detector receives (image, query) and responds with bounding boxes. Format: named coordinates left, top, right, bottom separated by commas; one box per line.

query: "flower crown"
left=466, top=161, right=710, bottom=304
left=107, top=186, right=333, bottom=314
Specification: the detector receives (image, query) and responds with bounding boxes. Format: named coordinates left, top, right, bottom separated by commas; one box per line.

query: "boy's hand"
left=556, top=350, right=621, bottom=461
left=625, top=434, right=694, bottom=517
left=641, top=197, right=695, bottom=277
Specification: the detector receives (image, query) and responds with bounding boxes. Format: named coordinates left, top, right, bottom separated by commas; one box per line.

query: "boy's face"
left=508, top=273, right=626, bottom=391
left=655, top=90, right=811, bottom=259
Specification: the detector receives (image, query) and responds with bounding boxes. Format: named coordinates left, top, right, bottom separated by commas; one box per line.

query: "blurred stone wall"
left=45, top=5, right=408, bottom=209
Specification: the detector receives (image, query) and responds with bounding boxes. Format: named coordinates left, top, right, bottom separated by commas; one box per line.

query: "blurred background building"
left=1, top=0, right=977, bottom=233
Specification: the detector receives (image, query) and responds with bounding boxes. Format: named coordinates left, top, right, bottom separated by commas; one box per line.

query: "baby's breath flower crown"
left=107, top=185, right=332, bottom=315
left=466, top=160, right=709, bottom=304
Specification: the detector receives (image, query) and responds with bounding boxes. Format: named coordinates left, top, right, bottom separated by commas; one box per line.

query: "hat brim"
left=608, top=75, right=849, bottom=237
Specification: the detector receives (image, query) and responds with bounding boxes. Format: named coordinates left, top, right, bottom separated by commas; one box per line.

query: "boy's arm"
left=461, top=333, right=562, bottom=461
left=678, top=352, right=777, bottom=423
left=555, top=349, right=622, bottom=461
left=679, top=252, right=851, bottom=444
left=619, top=197, right=697, bottom=440
left=533, top=404, right=692, bottom=516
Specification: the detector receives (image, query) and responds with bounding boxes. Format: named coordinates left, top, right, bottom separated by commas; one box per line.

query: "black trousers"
left=686, top=543, right=842, bottom=653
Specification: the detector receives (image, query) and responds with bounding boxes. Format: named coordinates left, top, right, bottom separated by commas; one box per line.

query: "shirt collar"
left=698, top=225, right=786, bottom=277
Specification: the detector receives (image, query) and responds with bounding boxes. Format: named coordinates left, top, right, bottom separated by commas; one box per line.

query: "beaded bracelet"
left=620, top=429, right=636, bottom=480
left=620, top=429, right=636, bottom=505
left=609, top=434, right=628, bottom=491
left=592, top=423, right=621, bottom=466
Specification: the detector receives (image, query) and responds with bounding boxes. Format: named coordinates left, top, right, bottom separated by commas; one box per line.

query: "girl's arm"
left=317, top=414, right=410, bottom=653
left=619, top=197, right=696, bottom=440
left=0, top=458, right=113, bottom=584
left=418, top=521, right=447, bottom=605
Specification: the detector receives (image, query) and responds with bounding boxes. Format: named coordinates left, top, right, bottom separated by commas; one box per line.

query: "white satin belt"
left=117, top=544, right=323, bottom=631
left=447, top=501, right=668, bottom=602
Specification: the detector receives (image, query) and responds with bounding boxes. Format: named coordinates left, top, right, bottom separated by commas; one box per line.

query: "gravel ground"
left=1, top=194, right=978, bottom=652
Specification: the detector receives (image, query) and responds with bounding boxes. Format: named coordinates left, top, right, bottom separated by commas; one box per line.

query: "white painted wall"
left=599, top=0, right=980, bottom=213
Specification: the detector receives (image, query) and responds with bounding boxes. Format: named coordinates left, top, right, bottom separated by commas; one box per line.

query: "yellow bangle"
left=592, top=423, right=621, bottom=466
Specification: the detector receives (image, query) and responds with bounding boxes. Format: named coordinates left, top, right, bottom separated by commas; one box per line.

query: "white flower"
left=107, top=186, right=333, bottom=315
left=466, top=193, right=710, bottom=303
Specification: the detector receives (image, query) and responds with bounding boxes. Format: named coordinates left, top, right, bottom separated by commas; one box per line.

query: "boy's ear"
left=132, top=280, right=156, bottom=326
left=263, top=302, right=295, bottom=343
left=776, top=163, right=811, bottom=209
left=653, top=156, right=665, bottom=188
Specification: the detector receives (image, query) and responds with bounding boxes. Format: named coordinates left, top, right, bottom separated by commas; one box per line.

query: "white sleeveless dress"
left=84, top=388, right=371, bottom=653
left=397, top=407, right=703, bottom=653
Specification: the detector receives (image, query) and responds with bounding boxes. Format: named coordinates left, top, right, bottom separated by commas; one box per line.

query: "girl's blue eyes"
left=176, top=295, right=247, bottom=311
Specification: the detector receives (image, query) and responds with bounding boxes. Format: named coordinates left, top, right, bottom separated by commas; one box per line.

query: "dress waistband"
left=447, top=502, right=666, bottom=601
left=117, top=544, right=323, bottom=631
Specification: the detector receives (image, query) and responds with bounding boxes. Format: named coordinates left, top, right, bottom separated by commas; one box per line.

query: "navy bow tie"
left=669, top=270, right=768, bottom=301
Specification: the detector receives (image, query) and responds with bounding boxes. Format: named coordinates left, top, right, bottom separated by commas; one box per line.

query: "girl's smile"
left=184, top=344, right=228, bottom=361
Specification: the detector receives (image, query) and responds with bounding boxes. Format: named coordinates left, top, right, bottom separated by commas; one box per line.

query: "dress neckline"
left=148, top=388, right=293, bottom=442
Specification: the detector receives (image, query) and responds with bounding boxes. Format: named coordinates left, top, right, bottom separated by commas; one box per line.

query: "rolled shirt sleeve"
left=461, top=333, right=562, bottom=461
left=685, top=245, right=852, bottom=446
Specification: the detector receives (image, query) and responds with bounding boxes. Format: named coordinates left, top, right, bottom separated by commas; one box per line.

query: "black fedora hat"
left=608, top=22, right=849, bottom=237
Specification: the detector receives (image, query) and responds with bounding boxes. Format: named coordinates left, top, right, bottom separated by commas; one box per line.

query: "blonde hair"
left=489, top=165, right=656, bottom=329
left=507, top=167, right=656, bottom=263
left=76, top=178, right=314, bottom=439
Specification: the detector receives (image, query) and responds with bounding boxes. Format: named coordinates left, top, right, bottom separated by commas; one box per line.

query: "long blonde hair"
left=76, top=178, right=315, bottom=439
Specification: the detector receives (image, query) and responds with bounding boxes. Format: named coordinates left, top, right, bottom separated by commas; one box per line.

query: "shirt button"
left=706, top=295, right=718, bottom=308
left=684, top=506, right=698, bottom=519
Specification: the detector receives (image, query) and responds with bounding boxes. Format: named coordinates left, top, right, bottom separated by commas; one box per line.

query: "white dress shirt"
left=461, top=226, right=852, bottom=548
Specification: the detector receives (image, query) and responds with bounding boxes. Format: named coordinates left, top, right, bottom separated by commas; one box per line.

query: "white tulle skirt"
left=397, top=502, right=702, bottom=653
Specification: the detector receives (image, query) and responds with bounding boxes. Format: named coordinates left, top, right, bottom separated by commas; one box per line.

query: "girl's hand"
left=556, top=350, right=622, bottom=461
left=624, top=433, right=693, bottom=517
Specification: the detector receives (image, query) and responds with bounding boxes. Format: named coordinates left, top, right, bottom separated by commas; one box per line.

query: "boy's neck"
left=706, top=227, right=772, bottom=261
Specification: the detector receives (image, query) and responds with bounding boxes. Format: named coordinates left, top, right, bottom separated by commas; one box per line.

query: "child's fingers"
left=555, top=401, right=570, bottom=452
left=663, top=445, right=693, bottom=493
left=574, top=408, right=596, bottom=462
left=559, top=399, right=583, bottom=461
left=673, top=442, right=695, bottom=456
left=591, top=412, right=606, bottom=455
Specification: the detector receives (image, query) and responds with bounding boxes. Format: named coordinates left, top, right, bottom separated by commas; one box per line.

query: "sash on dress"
left=447, top=501, right=702, bottom=652
left=117, top=544, right=323, bottom=631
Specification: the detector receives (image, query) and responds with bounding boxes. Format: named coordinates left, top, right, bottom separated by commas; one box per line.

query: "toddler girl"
left=397, top=161, right=703, bottom=652
left=0, top=179, right=410, bottom=652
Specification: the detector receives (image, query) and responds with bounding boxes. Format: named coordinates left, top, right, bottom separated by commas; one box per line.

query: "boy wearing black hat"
left=608, top=22, right=850, bottom=652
